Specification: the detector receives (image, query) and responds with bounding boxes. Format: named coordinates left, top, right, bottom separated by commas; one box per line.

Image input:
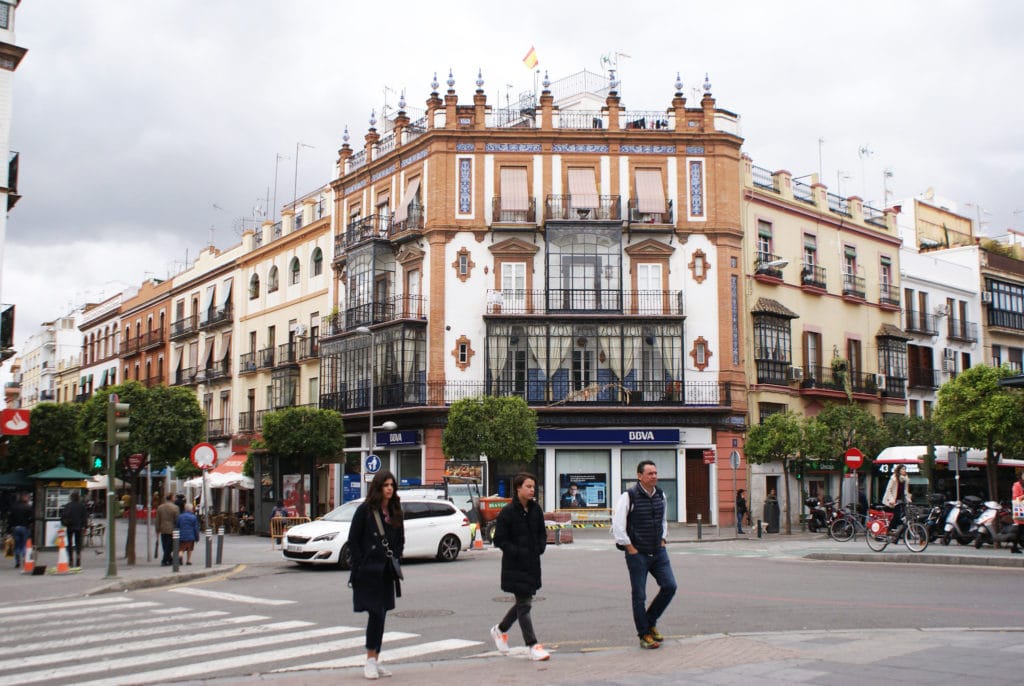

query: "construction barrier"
left=52, top=530, right=70, bottom=574
left=21, top=537, right=34, bottom=574
left=270, top=516, right=311, bottom=549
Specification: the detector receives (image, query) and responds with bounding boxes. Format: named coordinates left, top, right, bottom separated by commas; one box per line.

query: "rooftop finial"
left=703, top=73, right=712, bottom=94
left=542, top=70, right=550, bottom=89
left=476, top=68, right=484, bottom=90
left=342, top=125, right=350, bottom=144
left=430, top=72, right=439, bottom=92
left=398, top=90, right=406, bottom=111
left=674, top=72, right=683, bottom=95
left=447, top=68, right=455, bottom=90
left=369, top=109, right=377, bottom=128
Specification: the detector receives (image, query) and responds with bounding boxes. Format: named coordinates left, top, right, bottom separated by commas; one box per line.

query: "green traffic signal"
left=93, top=456, right=103, bottom=470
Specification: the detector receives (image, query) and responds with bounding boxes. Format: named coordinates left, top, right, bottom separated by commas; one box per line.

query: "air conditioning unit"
left=873, top=373, right=886, bottom=387
left=943, top=348, right=956, bottom=360
left=981, top=291, right=993, bottom=304
left=788, top=366, right=805, bottom=382
left=292, top=324, right=307, bottom=336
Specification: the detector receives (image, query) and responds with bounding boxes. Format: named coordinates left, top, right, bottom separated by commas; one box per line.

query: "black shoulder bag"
left=372, top=510, right=403, bottom=596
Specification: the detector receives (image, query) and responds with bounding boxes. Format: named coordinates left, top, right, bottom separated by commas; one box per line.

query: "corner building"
left=320, top=71, right=748, bottom=522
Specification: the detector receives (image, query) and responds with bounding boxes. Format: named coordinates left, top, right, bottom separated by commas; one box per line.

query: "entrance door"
left=685, top=449, right=710, bottom=522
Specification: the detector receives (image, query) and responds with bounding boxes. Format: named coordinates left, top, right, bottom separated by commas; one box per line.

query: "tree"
left=805, top=402, right=886, bottom=470
left=934, top=364, right=1024, bottom=500
left=262, top=407, right=345, bottom=517
left=5, top=402, right=87, bottom=474
left=745, top=411, right=804, bottom=534
left=882, top=413, right=945, bottom=491
left=442, top=395, right=537, bottom=464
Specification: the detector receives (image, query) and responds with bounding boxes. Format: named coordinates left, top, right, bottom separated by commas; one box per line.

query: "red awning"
left=213, top=453, right=248, bottom=474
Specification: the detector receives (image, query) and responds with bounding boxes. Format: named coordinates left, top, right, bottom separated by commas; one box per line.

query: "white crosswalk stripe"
left=169, top=587, right=296, bottom=605
left=0, top=592, right=484, bottom=685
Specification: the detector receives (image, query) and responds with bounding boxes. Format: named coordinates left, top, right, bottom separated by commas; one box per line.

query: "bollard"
left=757, top=519, right=763, bottom=539
left=696, top=513, right=702, bottom=541
left=216, top=527, right=224, bottom=565
left=204, top=529, right=213, bottom=568
left=171, top=530, right=180, bottom=573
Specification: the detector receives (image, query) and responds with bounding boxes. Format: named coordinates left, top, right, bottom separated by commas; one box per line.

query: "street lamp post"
left=356, top=326, right=398, bottom=494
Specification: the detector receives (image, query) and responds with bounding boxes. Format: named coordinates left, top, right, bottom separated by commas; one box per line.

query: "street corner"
left=85, top=563, right=246, bottom=596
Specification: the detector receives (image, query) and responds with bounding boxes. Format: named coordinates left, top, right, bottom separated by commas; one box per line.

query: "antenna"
left=858, top=144, right=873, bottom=201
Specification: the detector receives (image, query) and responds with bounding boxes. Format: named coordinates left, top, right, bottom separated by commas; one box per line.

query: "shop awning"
left=393, top=176, right=421, bottom=223
left=875, top=445, right=1024, bottom=468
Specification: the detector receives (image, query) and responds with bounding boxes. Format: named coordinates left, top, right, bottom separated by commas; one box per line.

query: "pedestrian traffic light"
left=106, top=395, right=130, bottom=446
left=89, top=440, right=107, bottom=470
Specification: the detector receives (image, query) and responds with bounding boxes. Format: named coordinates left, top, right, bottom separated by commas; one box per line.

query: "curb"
left=84, top=564, right=245, bottom=595
left=804, top=552, right=1024, bottom=568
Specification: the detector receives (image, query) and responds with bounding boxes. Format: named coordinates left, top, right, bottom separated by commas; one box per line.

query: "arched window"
left=290, top=257, right=300, bottom=285
left=311, top=247, right=323, bottom=277
left=268, top=266, right=279, bottom=292
left=249, top=273, right=260, bottom=299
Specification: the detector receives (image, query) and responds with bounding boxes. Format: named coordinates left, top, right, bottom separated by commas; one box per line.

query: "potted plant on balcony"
left=830, top=356, right=847, bottom=388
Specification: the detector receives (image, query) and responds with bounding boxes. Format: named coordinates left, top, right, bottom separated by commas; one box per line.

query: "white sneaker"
left=376, top=662, right=392, bottom=678
left=490, top=625, right=510, bottom=654
left=364, top=657, right=379, bottom=680
left=529, top=643, right=550, bottom=661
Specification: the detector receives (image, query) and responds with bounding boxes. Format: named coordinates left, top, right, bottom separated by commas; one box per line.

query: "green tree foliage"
left=442, top=395, right=537, bottom=464
left=173, top=456, right=201, bottom=480
left=744, top=411, right=804, bottom=534
left=934, top=364, right=1024, bottom=500
left=882, top=414, right=945, bottom=490
left=804, top=402, right=886, bottom=469
left=262, top=407, right=345, bottom=517
left=5, top=402, right=87, bottom=474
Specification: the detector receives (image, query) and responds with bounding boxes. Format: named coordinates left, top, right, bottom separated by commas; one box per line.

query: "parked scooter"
left=971, top=500, right=1012, bottom=549
left=942, top=495, right=983, bottom=545
left=921, top=495, right=947, bottom=542
left=804, top=497, right=837, bottom=533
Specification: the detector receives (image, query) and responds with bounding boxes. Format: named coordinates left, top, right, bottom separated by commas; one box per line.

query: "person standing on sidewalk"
left=176, top=502, right=201, bottom=565
left=8, top=493, right=32, bottom=568
left=156, top=494, right=179, bottom=566
left=347, top=470, right=405, bottom=680
left=1011, top=471, right=1024, bottom=555
left=735, top=489, right=748, bottom=534
left=490, top=472, right=550, bottom=662
left=61, top=492, right=88, bottom=568
left=612, top=460, right=677, bottom=649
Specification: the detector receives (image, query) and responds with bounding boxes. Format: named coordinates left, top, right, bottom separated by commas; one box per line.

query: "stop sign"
left=845, top=447, right=864, bottom=469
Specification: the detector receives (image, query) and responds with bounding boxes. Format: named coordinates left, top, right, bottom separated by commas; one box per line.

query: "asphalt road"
left=2, top=533, right=1021, bottom=684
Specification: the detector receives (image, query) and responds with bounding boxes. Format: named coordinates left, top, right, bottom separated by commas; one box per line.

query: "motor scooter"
left=942, top=495, right=982, bottom=545
left=804, top=497, right=834, bottom=533
left=971, top=500, right=1012, bottom=549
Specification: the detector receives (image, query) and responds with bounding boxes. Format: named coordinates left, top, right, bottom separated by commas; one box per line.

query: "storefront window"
left=621, top=449, right=677, bottom=521
left=398, top=450, right=422, bottom=486
left=555, top=450, right=610, bottom=509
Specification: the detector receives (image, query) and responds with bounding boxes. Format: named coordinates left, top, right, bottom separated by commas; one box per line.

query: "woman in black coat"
left=489, top=472, right=550, bottom=661
left=347, top=470, right=405, bottom=680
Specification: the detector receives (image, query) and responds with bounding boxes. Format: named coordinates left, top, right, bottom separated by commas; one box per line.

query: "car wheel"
left=337, top=543, right=353, bottom=570
left=437, top=534, right=461, bottom=562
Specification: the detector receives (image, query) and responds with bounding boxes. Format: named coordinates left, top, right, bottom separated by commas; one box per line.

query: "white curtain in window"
left=599, top=324, right=622, bottom=382
left=568, top=168, right=598, bottom=209
left=548, top=324, right=573, bottom=375
left=635, top=169, right=666, bottom=214
left=500, top=168, right=529, bottom=211
left=491, top=339, right=508, bottom=385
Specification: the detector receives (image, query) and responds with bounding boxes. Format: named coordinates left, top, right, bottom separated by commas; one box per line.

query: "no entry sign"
left=845, top=447, right=864, bottom=470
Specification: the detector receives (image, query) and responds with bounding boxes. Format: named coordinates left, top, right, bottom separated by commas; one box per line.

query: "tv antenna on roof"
left=599, top=50, right=631, bottom=90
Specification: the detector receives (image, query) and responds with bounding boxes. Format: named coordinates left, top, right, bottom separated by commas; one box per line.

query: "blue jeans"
left=625, top=546, right=677, bottom=637
left=12, top=526, right=28, bottom=566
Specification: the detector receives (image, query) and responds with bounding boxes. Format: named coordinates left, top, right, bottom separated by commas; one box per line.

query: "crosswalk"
left=0, top=593, right=481, bottom=684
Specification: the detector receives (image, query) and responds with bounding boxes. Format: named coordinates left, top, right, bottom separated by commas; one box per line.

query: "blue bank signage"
left=374, top=430, right=421, bottom=447
left=537, top=428, right=681, bottom=446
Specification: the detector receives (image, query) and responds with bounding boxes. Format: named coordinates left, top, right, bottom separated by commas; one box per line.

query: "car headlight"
left=312, top=532, right=339, bottom=542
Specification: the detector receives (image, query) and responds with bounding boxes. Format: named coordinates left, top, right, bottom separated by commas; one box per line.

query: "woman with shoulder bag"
left=347, top=470, right=405, bottom=680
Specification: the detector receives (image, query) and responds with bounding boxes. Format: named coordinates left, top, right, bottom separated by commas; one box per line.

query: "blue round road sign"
left=365, top=454, right=381, bottom=474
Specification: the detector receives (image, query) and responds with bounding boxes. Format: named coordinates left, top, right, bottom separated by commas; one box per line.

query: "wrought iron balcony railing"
left=627, top=198, right=674, bottom=225
left=207, top=418, right=231, bottom=438
left=544, top=195, right=621, bottom=221
left=257, top=347, right=275, bottom=369
left=904, top=311, right=939, bottom=336
left=169, top=314, right=198, bottom=340
left=841, top=273, right=866, bottom=299
left=200, top=305, right=233, bottom=330
left=800, top=264, right=826, bottom=289
left=879, top=282, right=900, bottom=307
left=491, top=196, right=537, bottom=224
left=484, top=289, right=683, bottom=316
left=946, top=319, right=978, bottom=342
left=345, top=214, right=391, bottom=248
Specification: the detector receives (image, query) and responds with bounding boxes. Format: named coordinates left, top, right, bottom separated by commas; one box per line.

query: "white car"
left=282, top=498, right=471, bottom=568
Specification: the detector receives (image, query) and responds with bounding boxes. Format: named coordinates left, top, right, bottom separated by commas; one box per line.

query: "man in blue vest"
left=611, top=460, right=677, bottom=649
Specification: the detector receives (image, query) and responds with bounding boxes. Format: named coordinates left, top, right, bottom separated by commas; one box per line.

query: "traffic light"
left=90, top=440, right=107, bottom=470
left=106, top=395, right=130, bottom=447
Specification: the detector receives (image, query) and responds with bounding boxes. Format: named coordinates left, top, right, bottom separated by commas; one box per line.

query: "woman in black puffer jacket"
left=489, top=472, right=550, bottom=661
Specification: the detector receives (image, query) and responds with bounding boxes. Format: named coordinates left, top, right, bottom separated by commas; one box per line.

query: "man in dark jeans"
left=8, top=493, right=33, bottom=568
left=611, top=460, right=677, bottom=649
left=61, top=492, right=89, bottom=568
left=156, top=494, right=180, bottom=566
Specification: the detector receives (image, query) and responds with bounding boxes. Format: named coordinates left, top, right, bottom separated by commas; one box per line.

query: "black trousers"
left=365, top=608, right=386, bottom=653
left=160, top=533, right=174, bottom=564
left=498, top=593, right=537, bottom=646
left=67, top=529, right=83, bottom=565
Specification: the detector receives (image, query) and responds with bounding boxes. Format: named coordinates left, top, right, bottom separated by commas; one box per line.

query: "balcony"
left=491, top=197, right=537, bottom=225
left=276, top=342, right=298, bottom=367
left=827, top=192, right=851, bottom=217
left=908, top=368, right=941, bottom=390
left=207, top=418, right=231, bottom=439
left=904, top=311, right=939, bottom=336
left=255, top=409, right=270, bottom=432
left=169, top=314, right=198, bottom=341
left=200, top=304, right=233, bottom=330
left=878, top=283, right=900, bottom=309
left=332, top=294, right=429, bottom=333
left=238, top=352, right=257, bottom=375
left=320, top=378, right=731, bottom=413
left=484, top=289, right=683, bottom=316
left=40, top=389, right=55, bottom=401
left=120, top=338, right=140, bottom=356
left=237, top=411, right=255, bottom=434
left=751, top=165, right=779, bottom=192
left=344, top=215, right=391, bottom=249
left=544, top=195, right=621, bottom=222
left=754, top=252, right=786, bottom=280
left=297, top=337, right=319, bottom=361
left=172, top=367, right=198, bottom=386
left=841, top=273, right=866, bottom=300
left=139, top=329, right=164, bottom=350
left=627, top=199, right=674, bottom=227
left=204, top=358, right=231, bottom=382
left=257, top=347, right=275, bottom=369
left=389, top=204, right=425, bottom=238
left=7, top=151, right=20, bottom=211
left=142, top=374, right=164, bottom=388
left=800, top=264, right=827, bottom=290
left=796, top=366, right=897, bottom=396
left=946, top=319, right=978, bottom=343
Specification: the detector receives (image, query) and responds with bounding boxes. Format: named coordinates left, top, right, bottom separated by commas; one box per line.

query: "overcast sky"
left=4, top=1, right=1023, bottom=359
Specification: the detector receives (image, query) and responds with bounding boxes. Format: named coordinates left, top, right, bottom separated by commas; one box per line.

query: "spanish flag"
left=522, top=46, right=539, bottom=70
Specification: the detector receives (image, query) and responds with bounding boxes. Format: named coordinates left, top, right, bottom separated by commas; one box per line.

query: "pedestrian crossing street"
left=0, top=593, right=481, bottom=685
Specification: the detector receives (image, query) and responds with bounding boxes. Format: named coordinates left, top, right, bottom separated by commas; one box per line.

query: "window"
left=758, top=403, right=787, bottom=424
left=803, top=234, right=817, bottom=270
left=634, top=168, right=666, bottom=217
left=501, top=262, right=526, bottom=312
left=311, top=248, right=323, bottom=276
left=803, top=331, right=821, bottom=377
left=499, top=167, right=529, bottom=220
left=847, top=339, right=862, bottom=381
left=877, top=336, right=908, bottom=386
left=0, top=4, right=9, bottom=30
left=753, top=314, right=792, bottom=385
left=458, top=343, right=468, bottom=364
left=290, top=257, right=300, bottom=285
left=268, top=265, right=279, bottom=292
left=567, top=167, right=599, bottom=209
left=547, top=225, right=621, bottom=312
left=458, top=254, right=468, bottom=275
left=756, top=220, right=773, bottom=262
left=843, top=246, right=857, bottom=277
left=986, top=278, right=1024, bottom=330
left=636, top=263, right=663, bottom=314
left=249, top=274, right=260, bottom=299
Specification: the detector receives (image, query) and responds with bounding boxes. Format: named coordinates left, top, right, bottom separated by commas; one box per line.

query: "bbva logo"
left=628, top=431, right=655, bottom=441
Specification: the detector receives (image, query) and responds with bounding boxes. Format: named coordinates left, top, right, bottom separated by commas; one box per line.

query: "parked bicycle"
left=865, top=503, right=929, bottom=552
left=829, top=505, right=868, bottom=542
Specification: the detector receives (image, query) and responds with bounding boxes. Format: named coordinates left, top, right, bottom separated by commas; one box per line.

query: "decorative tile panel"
left=620, top=144, right=676, bottom=154
left=484, top=143, right=543, bottom=153
left=458, top=158, right=472, bottom=214
left=552, top=143, right=609, bottom=153
left=401, top=149, right=429, bottom=167
left=371, top=164, right=397, bottom=182
left=689, top=160, right=704, bottom=217
left=455, top=143, right=476, bottom=152
left=685, top=145, right=705, bottom=154
left=731, top=275, right=740, bottom=365
left=344, top=179, right=367, bottom=195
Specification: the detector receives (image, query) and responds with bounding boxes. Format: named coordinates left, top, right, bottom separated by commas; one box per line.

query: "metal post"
left=696, top=513, right=702, bottom=541
left=757, top=519, right=763, bottom=538
left=216, top=527, right=224, bottom=565
left=171, top=530, right=180, bottom=572
left=204, top=529, right=213, bottom=568
left=145, top=456, right=152, bottom=562
left=105, top=441, right=117, bottom=578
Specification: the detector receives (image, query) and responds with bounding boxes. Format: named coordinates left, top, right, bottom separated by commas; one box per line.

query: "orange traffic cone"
left=473, top=525, right=485, bottom=550
left=21, top=537, right=34, bottom=574
left=53, top=530, right=70, bottom=574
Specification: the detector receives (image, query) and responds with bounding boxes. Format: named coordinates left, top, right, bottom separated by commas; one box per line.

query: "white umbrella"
left=87, top=474, right=125, bottom=490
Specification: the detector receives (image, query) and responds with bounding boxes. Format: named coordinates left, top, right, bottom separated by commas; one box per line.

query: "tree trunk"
left=124, top=493, right=135, bottom=565
left=782, top=461, right=792, bottom=535
left=986, top=439, right=999, bottom=502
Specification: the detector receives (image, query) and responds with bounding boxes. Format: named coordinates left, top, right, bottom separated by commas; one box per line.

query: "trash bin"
left=763, top=498, right=780, bottom=533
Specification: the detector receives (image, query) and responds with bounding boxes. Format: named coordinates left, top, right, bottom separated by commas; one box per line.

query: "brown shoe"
left=639, top=633, right=661, bottom=649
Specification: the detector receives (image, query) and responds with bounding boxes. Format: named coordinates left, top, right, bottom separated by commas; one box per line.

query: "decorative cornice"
left=552, top=143, right=609, bottom=154
left=620, top=144, right=676, bottom=154
left=484, top=143, right=542, bottom=153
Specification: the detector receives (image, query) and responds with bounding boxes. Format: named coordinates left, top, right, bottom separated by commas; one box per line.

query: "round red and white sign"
left=190, top=442, right=217, bottom=471
left=845, top=447, right=864, bottom=469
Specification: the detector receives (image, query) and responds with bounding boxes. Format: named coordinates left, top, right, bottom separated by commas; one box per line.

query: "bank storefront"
left=537, top=427, right=718, bottom=523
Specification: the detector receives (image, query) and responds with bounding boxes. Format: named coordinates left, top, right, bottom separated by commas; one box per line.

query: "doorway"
left=684, top=449, right=710, bottom=522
